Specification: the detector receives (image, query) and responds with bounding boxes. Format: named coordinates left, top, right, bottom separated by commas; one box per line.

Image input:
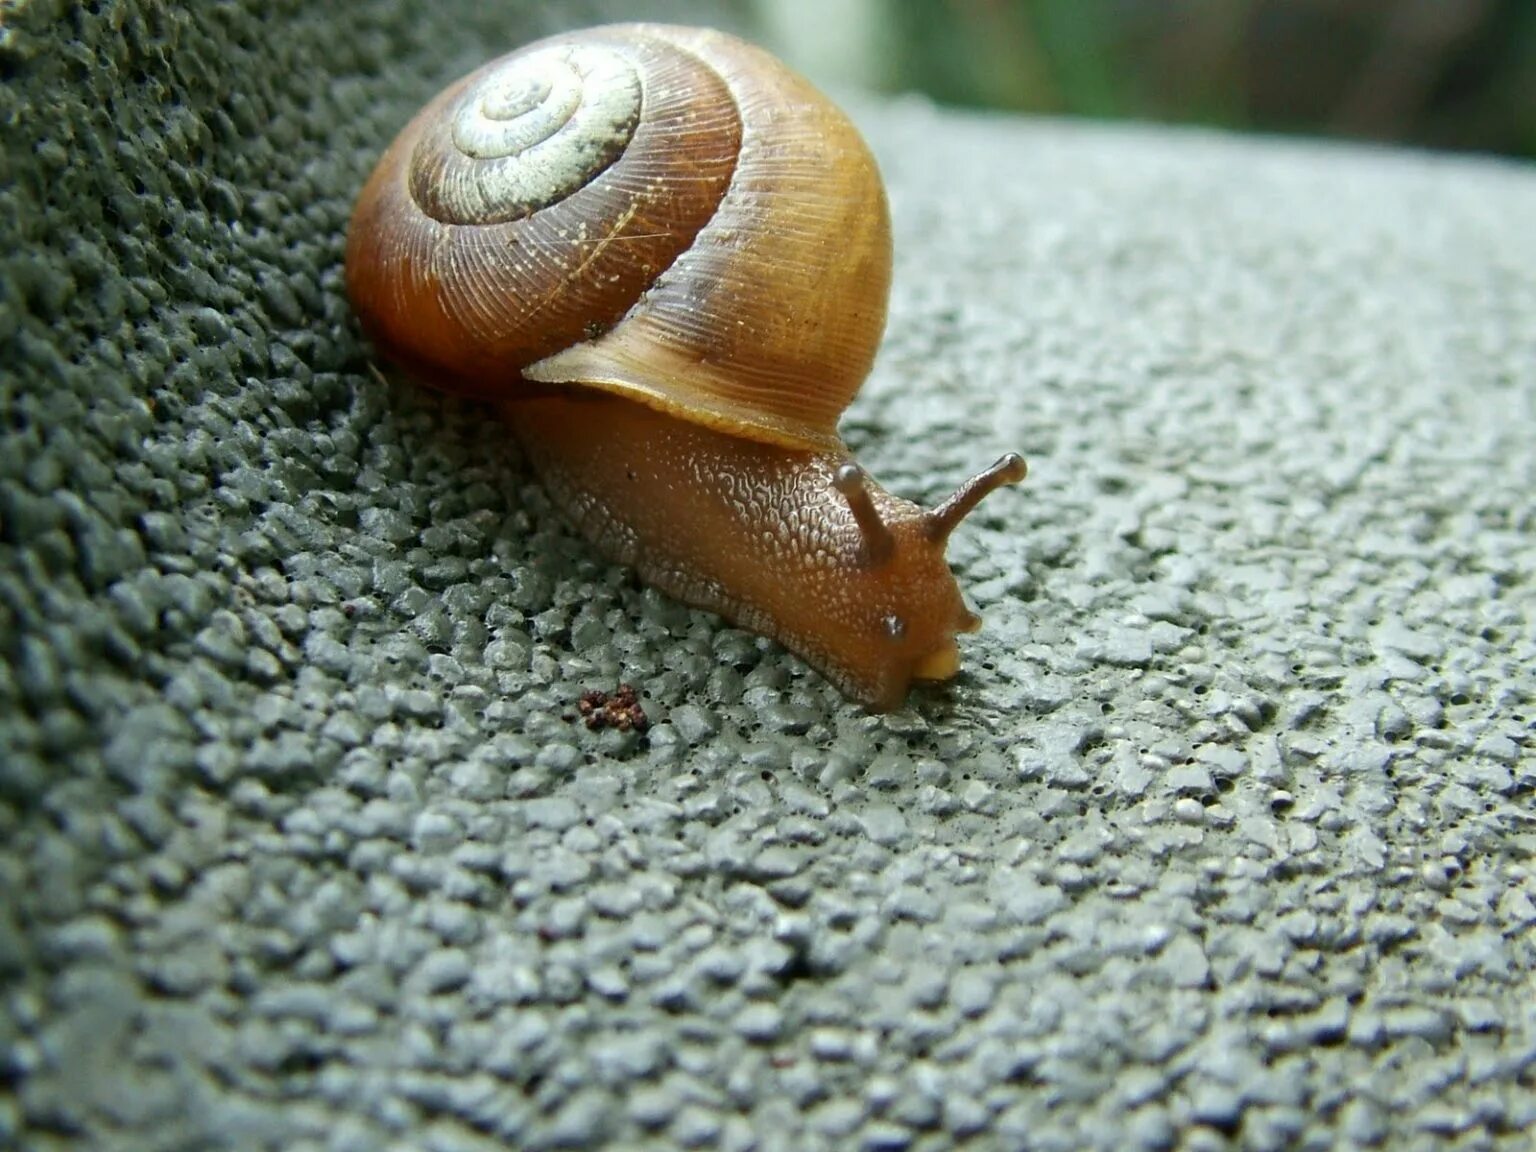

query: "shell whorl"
left=409, top=42, right=642, bottom=226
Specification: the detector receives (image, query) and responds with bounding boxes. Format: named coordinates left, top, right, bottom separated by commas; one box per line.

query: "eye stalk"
left=833, top=463, right=895, bottom=565
left=925, top=453, right=1028, bottom=543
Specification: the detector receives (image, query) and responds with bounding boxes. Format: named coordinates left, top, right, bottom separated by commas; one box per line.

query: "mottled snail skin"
left=344, top=23, right=1026, bottom=710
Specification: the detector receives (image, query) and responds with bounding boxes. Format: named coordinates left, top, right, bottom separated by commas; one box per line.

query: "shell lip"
left=521, top=359, right=844, bottom=453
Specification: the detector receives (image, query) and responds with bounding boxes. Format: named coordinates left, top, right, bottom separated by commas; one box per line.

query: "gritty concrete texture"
left=2, top=1, right=1534, bottom=1150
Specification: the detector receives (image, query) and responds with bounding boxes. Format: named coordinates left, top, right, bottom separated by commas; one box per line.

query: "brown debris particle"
left=577, top=683, right=648, bottom=733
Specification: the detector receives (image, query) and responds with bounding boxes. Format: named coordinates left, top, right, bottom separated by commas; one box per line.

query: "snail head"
left=828, top=454, right=1027, bottom=707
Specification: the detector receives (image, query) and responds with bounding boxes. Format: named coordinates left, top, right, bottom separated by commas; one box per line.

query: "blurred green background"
left=753, top=0, right=1536, bottom=160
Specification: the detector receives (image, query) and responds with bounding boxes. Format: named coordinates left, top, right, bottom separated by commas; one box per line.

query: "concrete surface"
left=2, top=1, right=1533, bottom=1150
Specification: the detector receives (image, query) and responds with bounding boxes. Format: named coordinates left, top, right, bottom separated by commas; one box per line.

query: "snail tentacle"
left=832, top=463, right=895, bottom=566
left=925, top=454, right=1029, bottom=543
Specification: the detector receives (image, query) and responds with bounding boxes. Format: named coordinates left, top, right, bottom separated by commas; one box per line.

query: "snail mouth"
left=911, top=639, right=962, bottom=683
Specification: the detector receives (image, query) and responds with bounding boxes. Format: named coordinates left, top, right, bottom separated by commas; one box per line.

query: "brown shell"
left=344, top=23, right=893, bottom=453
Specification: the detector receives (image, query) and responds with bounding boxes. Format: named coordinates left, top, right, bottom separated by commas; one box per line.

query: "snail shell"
left=346, top=23, right=888, bottom=450
left=345, top=24, right=1025, bottom=710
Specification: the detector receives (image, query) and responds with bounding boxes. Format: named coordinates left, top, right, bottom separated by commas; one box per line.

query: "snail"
left=344, top=23, right=1026, bottom=711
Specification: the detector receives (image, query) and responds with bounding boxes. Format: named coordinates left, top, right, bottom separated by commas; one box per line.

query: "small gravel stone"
left=523, top=796, right=582, bottom=832
left=734, top=1002, right=784, bottom=1042
left=857, top=805, right=909, bottom=847
left=412, top=810, right=464, bottom=852
left=408, top=948, right=472, bottom=994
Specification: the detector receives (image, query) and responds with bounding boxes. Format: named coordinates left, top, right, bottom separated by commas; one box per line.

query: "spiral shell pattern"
left=410, top=43, right=642, bottom=226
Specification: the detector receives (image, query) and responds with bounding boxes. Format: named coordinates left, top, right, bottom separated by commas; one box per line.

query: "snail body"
left=345, top=23, right=1025, bottom=710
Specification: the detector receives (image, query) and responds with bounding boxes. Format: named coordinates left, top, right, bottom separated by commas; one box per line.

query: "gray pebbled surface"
left=2, top=1, right=1534, bottom=1150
